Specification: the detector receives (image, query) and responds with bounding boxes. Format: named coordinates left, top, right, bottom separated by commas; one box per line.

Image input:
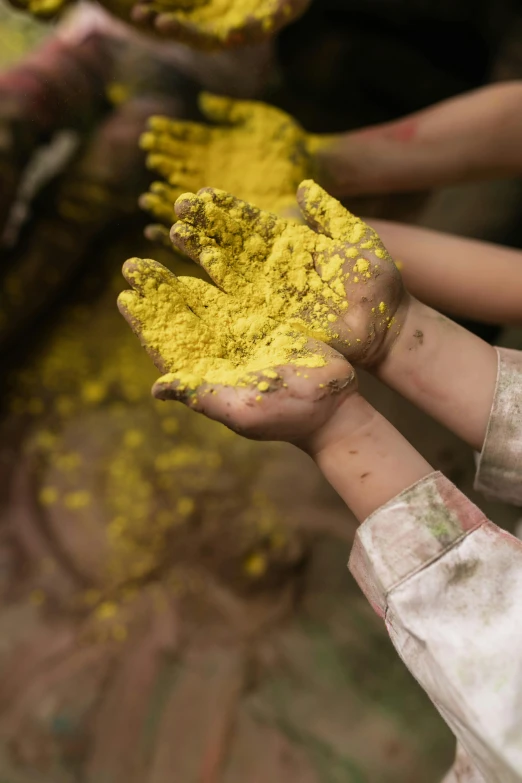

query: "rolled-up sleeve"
left=349, top=472, right=522, bottom=783
left=474, top=347, right=522, bottom=506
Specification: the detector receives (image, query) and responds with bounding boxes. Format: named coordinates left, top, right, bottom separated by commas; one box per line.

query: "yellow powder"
left=121, top=181, right=393, bottom=390
left=141, top=0, right=283, bottom=42
left=8, top=239, right=301, bottom=617
left=95, top=601, right=118, bottom=620
left=177, top=497, right=195, bottom=516
left=244, top=552, right=267, bottom=577
left=63, top=490, right=92, bottom=510
left=140, top=94, right=312, bottom=228
left=29, top=589, right=46, bottom=606
left=124, top=429, right=144, bottom=448
left=39, top=486, right=58, bottom=506
left=162, top=416, right=179, bottom=434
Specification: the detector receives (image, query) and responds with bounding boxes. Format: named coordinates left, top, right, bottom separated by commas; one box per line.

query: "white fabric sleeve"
left=474, top=347, right=522, bottom=506
left=349, top=471, right=522, bottom=783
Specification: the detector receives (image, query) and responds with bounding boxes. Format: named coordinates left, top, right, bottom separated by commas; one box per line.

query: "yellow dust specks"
left=353, top=258, right=370, bottom=275
left=176, top=497, right=195, bottom=517
left=82, top=381, right=107, bottom=405
left=161, top=416, right=179, bottom=434
left=124, top=429, right=144, bottom=448
left=244, top=552, right=267, bottom=577
left=95, top=601, right=118, bottom=621
left=63, top=490, right=92, bottom=510
left=29, top=589, right=46, bottom=606
left=39, top=487, right=58, bottom=506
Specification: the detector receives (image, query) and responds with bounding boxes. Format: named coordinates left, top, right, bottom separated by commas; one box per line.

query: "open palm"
left=118, top=257, right=354, bottom=442
left=140, top=93, right=311, bottom=237
left=170, top=181, right=405, bottom=365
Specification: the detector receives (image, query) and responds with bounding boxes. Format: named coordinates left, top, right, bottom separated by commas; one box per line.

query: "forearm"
left=375, top=297, right=498, bottom=452
left=315, top=82, right=522, bottom=197
left=304, top=392, right=432, bottom=522
left=368, top=219, right=522, bottom=326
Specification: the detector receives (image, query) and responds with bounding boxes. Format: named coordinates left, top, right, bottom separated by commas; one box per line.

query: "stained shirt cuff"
left=348, top=471, right=487, bottom=616
left=474, top=347, right=522, bottom=506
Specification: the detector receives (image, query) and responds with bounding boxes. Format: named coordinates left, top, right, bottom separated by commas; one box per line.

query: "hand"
left=167, top=181, right=404, bottom=366
left=118, top=255, right=356, bottom=443
left=130, top=0, right=311, bottom=49
left=140, top=93, right=312, bottom=243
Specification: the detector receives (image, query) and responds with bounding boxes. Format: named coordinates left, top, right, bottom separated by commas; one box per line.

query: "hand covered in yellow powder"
left=140, top=94, right=312, bottom=243
left=118, top=181, right=407, bottom=441
left=168, top=181, right=405, bottom=366
left=130, top=0, right=311, bottom=49
left=118, top=257, right=355, bottom=442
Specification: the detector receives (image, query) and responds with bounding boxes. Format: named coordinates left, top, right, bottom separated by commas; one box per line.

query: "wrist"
left=302, top=390, right=432, bottom=522
left=371, top=296, right=498, bottom=451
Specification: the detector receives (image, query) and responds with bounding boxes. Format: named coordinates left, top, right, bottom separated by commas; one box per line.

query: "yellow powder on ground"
left=121, top=181, right=393, bottom=390
left=10, top=250, right=298, bottom=612
left=140, top=95, right=311, bottom=228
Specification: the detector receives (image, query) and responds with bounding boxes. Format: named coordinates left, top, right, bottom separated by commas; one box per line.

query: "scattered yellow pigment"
left=244, top=552, right=267, bottom=578
left=63, top=490, right=92, bottom=510
left=140, top=94, right=312, bottom=230
left=8, top=245, right=300, bottom=620
left=121, top=181, right=394, bottom=390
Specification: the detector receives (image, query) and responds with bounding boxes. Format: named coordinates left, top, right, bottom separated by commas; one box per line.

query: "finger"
left=198, top=93, right=259, bottom=126
left=187, top=188, right=283, bottom=242
left=146, top=116, right=211, bottom=145
left=140, top=132, right=200, bottom=161
left=122, top=257, right=181, bottom=299
left=170, top=223, right=246, bottom=292
left=297, top=179, right=370, bottom=246
left=144, top=223, right=173, bottom=247
left=118, top=260, right=205, bottom=375
left=140, top=186, right=179, bottom=226
left=145, top=153, right=200, bottom=186
left=170, top=221, right=215, bottom=261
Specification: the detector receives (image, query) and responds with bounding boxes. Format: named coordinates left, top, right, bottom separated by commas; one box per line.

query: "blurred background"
left=0, top=0, right=521, bottom=780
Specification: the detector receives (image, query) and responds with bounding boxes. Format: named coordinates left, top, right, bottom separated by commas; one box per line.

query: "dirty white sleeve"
left=474, top=347, right=522, bottom=506
left=349, top=471, right=522, bottom=783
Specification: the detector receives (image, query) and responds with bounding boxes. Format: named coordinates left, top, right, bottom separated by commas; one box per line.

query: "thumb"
left=198, top=92, right=256, bottom=126
left=297, top=179, right=365, bottom=242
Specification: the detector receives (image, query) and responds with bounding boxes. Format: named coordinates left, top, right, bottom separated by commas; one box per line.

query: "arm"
left=313, top=82, right=522, bottom=197
left=368, top=219, right=522, bottom=327
left=374, top=296, right=499, bottom=452
left=120, top=185, right=522, bottom=782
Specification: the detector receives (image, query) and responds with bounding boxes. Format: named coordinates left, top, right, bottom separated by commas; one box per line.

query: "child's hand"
left=130, top=0, right=311, bottom=49
left=140, top=94, right=312, bottom=241
left=118, top=257, right=355, bottom=442
left=168, top=182, right=405, bottom=366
